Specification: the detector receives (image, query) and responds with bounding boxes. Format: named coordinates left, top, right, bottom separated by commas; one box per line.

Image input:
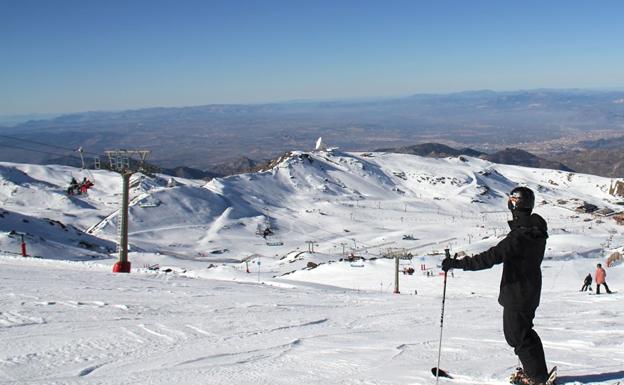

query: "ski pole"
left=435, top=248, right=452, bottom=385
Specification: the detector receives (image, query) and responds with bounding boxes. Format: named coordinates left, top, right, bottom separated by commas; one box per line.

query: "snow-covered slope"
left=1, top=253, right=622, bottom=385
left=2, top=150, right=623, bottom=269
left=1, top=151, right=624, bottom=384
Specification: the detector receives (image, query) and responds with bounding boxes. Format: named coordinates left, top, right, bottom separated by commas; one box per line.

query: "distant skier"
left=67, top=177, right=79, bottom=195
left=442, top=186, right=551, bottom=385
left=595, top=263, right=613, bottom=294
left=580, top=273, right=592, bottom=292
left=79, top=178, right=94, bottom=194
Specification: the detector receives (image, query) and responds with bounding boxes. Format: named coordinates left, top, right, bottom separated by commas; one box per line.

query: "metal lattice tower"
left=105, top=150, right=151, bottom=173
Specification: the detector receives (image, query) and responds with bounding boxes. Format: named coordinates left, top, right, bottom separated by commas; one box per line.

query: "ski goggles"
left=507, top=195, right=519, bottom=210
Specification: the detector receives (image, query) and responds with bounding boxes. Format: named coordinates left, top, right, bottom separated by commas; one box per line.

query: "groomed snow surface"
left=1, top=151, right=623, bottom=384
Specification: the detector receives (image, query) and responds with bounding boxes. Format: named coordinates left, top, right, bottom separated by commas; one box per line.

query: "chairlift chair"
left=66, top=147, right=96, bottom=196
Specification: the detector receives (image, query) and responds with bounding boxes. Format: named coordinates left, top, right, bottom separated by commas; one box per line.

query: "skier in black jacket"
left=442, top=186, right=549, bottom=385
left=580, top=273, right=592, bottom=292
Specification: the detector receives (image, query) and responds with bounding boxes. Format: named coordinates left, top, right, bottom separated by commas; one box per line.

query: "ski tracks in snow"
left=0, top=311, right=45, bottom=328
left=0, top=318, right=228, bottom=383
left=0, top=269, right=343, bottom=384
left=2, top=259, right=623, bottom=385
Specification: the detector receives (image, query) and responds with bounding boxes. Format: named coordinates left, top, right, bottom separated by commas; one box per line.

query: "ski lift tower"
left=385, top=248, right=409, bottom=294
left=105, top=149, right=151, bottom=273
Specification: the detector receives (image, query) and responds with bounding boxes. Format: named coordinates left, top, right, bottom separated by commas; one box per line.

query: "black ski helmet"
left=508, top=186, right=535, bottom=212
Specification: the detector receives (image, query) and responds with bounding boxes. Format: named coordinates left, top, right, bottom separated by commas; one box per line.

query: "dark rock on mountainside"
left=484, top=148, right=573, bottom=172
left=161, top=166, right=221, bottom=180
left=208, top=157, right=264, bottom=176
left=375, top=143, right=485, bottom=158
left=379, top=143, right=574, bottom=172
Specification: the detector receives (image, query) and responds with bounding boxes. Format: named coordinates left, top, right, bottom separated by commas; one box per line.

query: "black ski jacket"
left=460, top=212, right=548, bottom=311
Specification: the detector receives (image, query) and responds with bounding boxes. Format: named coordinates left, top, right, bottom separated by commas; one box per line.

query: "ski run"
left=1, top=149, right=623, bottom=385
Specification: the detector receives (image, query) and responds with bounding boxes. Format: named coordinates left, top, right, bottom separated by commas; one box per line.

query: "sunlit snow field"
left=1, top=151, right=623, bottom=384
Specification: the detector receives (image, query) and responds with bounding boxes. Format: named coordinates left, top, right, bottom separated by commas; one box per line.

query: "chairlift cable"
left=0, top=134, right=102, bottom=173
left=0, top=134, right=100, bottom=156
left=0, top=139, right=98, bottom=186
left=0, top=142, right=70, bottom=158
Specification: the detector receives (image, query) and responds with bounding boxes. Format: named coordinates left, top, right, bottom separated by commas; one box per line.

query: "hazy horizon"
left=3, top=85, right=624, bottom=124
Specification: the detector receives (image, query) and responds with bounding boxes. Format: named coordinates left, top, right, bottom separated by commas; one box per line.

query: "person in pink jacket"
left=595, top=263, right=613, bottom=294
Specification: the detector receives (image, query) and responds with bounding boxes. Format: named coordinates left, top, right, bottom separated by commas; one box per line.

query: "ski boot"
left=509, top=368, right=542, bottom=385
left=510, top=367, right=529, bottom=385
left=509, top=366, right=557, bottom=385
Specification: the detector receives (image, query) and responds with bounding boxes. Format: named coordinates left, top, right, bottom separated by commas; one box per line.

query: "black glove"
left=441, top=255, right=464, bottom=272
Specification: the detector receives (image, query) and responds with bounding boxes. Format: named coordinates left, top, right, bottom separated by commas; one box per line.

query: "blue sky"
left=2, top=0, right=624, bottom=115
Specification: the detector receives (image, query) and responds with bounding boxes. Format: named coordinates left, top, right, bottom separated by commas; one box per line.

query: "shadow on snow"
left=558, top=370, right=624, bottom=384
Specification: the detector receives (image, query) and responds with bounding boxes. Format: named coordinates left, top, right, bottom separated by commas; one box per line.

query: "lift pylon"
left=105, top=149, right=151, bottom=273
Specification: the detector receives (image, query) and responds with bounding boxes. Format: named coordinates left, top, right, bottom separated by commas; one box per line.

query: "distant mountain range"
left=1, top=88, right=623, bottom=177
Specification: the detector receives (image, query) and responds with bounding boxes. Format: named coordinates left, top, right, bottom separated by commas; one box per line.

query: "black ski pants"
left=503, top=308, right=548, bottom=383
left=596, top=282, right=612, bottom=294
